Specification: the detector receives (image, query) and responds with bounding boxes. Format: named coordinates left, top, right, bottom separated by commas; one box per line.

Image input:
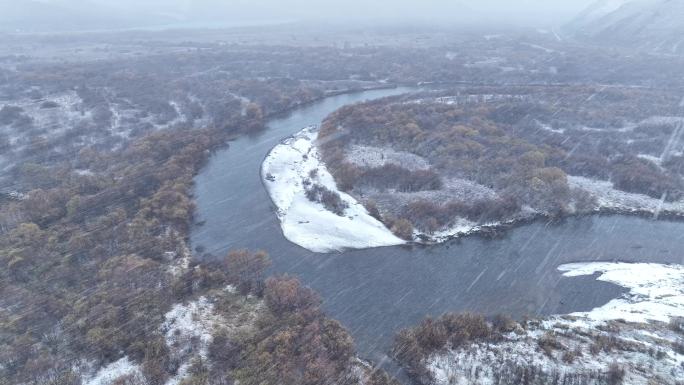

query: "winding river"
left=191, top=88, right=684, bottom=368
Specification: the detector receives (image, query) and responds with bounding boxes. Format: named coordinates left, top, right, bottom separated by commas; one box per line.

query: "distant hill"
left=0, top=0, right=170, bottom=32
left=565, top=0, right=684, bottom=54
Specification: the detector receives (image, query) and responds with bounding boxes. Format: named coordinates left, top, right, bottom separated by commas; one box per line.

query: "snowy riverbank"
left=427, top=262, right=684, bottom=385
left=261, top=127, right=406, bottom=253
left=261, top=128, right=684, bottom=253
left=558, top=262, right=684, bottom=324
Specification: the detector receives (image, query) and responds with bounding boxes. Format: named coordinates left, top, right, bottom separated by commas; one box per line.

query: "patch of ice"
left=82, top=357, right=143, bottom=385
left=262, top=127, right=406, bottom=253
left=558, top=262, right=684, bottom=323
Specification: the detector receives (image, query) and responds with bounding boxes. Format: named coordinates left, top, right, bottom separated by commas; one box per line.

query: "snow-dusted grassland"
left=346, top=144, right=431, bottom=171
left=262, top=127, right=406, bottom=253
left=427, top=262, right=684, bottom=385
left=345, top=144, right=513, bottom=242
left=0, top=89, right=206, bottom=191
left=569, top=176, right=684, bottom=217
left=80, top=286, right=264, bottom=385
left=82, top=357, right=144, bottom=385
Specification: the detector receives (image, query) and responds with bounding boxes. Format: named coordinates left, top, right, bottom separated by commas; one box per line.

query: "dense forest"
left=319, top=86, right=684, bottom=237
left=0, top=42, right=403, bottom=385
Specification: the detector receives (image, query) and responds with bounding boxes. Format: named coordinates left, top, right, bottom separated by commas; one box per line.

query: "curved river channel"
left=191, top=88, right=684, bottom=369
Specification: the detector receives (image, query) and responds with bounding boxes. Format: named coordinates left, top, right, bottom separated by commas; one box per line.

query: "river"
left=190, top=88, right=684, bottom=369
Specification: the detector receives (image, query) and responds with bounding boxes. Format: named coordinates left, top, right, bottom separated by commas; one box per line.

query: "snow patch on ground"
left=535, top=119, right=565, bottom=134
left=424, top=217, right=481, bottom=243
left=405, top=94, right=527, bottom=107
left=346, top=144, right=430, bottom=171
left=637, top=153, right=662, bottom=166
left=364, top=176, right=497, bottom=217
left=81, top=287, right=261, bottom=385
left=82, top=357, right=143, bottom=385
left=568, top=175, right=684, bottom=215
left=559, top=262, right=684, bottom=324
left=162, top=296, right=219, bottom=385
left=416, top=206, right=538, bottom=244
left=161, top=287, right=262, bottom=385
left=262, top=127, right=406, bottom=253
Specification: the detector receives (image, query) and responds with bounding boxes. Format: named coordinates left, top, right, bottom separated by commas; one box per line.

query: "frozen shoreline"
left=427, top=261, right=684, bottom=385
left=261, top=127, right=406, bottom=253
left=558, top=262, right=684, bottom=324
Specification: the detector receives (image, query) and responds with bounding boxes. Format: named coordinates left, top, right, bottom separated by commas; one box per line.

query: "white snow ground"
left=162, top=297, right=218, bottom=385
left=568, top=175, right=684, bottom=215
left=558, top=262, right=684, bottom=324
left=82, top=357, right=143, bottom=385
left=262, top=127, right=406, bottom=253
left=346, top=144, right=431, bottom=171
left=427, top=262, right=684, bottom=385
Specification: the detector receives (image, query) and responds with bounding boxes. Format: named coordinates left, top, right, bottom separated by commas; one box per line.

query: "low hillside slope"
left=565, top=0, right=684, bottom=54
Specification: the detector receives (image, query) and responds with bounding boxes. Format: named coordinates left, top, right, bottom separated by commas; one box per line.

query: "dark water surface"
left=191, top=88, right=684, bottom=365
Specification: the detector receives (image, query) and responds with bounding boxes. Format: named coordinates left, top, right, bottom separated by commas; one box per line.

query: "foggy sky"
left=98, top=0, right=598, bottom=23
left=8, top=0, right=601, bottom=31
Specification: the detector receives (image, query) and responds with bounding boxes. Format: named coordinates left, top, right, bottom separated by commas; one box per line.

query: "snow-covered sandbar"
left=261, top=127, right=406, bottom=253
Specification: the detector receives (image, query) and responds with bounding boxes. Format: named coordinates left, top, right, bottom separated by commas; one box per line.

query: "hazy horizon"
left=2, top=0, right=600, bottom=32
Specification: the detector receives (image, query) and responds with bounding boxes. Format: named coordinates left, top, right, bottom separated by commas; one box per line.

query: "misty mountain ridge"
left=0, top=0, right=174, bottom=32
left=566, top=0, right=684, bottom=54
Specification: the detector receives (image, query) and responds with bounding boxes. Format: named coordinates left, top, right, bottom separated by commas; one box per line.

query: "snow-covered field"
left=262, top=127, right=406, bottom=253
left=427, top=261, right=684, bottom=385
left=346, top=144, right=431, bottom=171
left=569, top=175, right=684, bottom=216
